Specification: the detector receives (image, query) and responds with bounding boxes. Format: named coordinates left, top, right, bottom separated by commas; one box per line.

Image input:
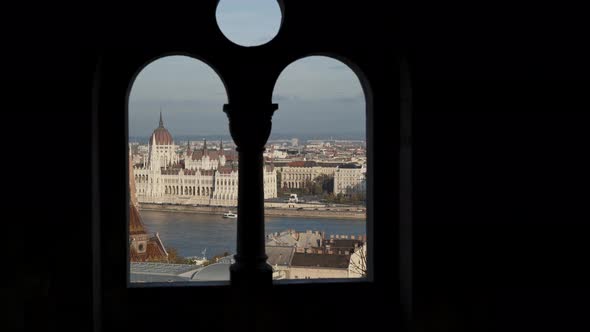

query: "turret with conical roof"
left=186, top=140, right=192, bottom=156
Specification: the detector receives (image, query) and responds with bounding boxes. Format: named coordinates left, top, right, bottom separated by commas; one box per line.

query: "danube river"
left=140, top=210, right=366, bottom=258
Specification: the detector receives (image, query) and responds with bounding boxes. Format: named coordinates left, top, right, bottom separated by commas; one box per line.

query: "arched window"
left=128, top=55, right=235, bottom=282
left=91, top=8, right=399, bottom=332
left=263, top=56, right=369, bottom=280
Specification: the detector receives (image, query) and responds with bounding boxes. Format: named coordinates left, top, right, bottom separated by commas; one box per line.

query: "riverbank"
left=139, top=203, right=365, bottom=220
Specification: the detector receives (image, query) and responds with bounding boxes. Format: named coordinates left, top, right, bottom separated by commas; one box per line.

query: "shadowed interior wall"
left=21, top=1, right=590, bottom=332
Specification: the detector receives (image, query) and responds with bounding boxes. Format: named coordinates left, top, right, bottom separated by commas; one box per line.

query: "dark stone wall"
left=19, top=1, right=590, bottom=331
left=405, top=3, right=590, bottom=331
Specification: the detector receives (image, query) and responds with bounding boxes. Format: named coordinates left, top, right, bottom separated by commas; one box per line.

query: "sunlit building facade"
left=334, top=164, right=367, bottom=195
left=133, top=113, right=277, bottom=206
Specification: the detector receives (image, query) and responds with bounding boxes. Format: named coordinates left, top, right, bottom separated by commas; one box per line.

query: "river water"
left=140, top=210, right=366, bottom=258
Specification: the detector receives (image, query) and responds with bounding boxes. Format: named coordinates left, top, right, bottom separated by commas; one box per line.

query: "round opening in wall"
left=216, top=0, right=283, bottom=47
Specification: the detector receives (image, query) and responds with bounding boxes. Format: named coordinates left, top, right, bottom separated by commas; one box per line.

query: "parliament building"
left=133, top=113, right=277, bottom=207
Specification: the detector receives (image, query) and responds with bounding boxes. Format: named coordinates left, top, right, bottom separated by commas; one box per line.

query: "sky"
left=128, top=0, right=366, bottom=139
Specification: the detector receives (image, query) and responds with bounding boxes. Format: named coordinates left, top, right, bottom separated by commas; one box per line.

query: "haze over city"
left=129, top=55, right=366, bottom=138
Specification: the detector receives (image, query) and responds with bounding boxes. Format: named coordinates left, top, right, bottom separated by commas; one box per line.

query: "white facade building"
left=133, top=113, right=277, bottom=207
left=334, top=164, right=367, bottom=195
left=263, top=145, right=288, bottom=159
left=276, top=161, right=338, bottom=189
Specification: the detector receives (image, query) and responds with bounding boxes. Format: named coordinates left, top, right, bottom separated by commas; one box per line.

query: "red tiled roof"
left=291, top=253, right=350, bottom=268
left=287, top=161, right=317, bottom=167
left=192, top=149, right=226, bottom=161
left=150, top=127, right=173, bottom=145
left=129, top=203, right=146, bottom=235
left=287, top=161, right=306, bottom=167
left=193, top=151, right=207, bottom=160
left=129, top=239, right=168, bottom=263
left=129, top=203, right=168, bottom=262
left=217, top=166, right=237, bottom=174
left=200, top=169, right=215, bottom=176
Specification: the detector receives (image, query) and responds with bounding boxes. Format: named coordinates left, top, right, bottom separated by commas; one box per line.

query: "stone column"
left=224, top=102, right=277, bottom=286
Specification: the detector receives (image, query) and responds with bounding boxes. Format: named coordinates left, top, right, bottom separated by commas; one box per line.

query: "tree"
left=276, top=171, right=285, bottom=195
left=165, top=246, right=192, bottom=264
left=344, top=186, right=366, bottom=205
left=314, top=174, right=334, bottom=194
left=348, top=243, right=367, bottom=278
left=311, top=181, right=323, bottom=195
left=304, top=179, right=315, bottom=195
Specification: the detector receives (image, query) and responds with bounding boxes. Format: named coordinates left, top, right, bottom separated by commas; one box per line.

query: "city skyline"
left=129, top=132, right=367, bottom=144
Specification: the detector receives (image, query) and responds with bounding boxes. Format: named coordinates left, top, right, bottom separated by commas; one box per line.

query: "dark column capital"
left=223, top=103, right=278, bottom=152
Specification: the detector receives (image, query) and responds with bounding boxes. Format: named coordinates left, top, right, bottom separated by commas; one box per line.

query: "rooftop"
left=291, top=253, right=351, bottom=269
left=266, top=246, right=296, bottom=266
left=130, top=262, right=201, bottom=283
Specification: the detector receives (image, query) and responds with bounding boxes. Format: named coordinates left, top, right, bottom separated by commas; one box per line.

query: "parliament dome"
left=150, top=112, right=174, bottom=145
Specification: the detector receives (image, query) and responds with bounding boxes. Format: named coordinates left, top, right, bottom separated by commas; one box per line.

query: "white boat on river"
left=222, top=211, right=237, bottom=219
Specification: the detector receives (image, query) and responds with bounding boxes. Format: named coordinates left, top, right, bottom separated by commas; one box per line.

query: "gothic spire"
left=219, top=139, right=224, bottom=155
left=203, top=139, right=208, bottom=155
left=158, top=109, right=164, bottom=128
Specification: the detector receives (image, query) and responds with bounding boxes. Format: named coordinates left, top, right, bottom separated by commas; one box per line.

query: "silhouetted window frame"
left=92, top=1, right=402, bottom=328
left=122, top=52, right=374, bottom=287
